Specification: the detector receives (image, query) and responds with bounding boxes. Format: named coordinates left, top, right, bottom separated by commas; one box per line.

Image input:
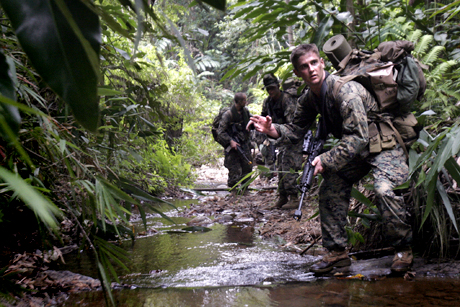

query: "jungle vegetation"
left=0, top=0, right=460, bottom=305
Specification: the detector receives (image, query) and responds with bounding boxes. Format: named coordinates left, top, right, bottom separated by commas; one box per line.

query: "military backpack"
left=323, top=36, right=427, bottom=155
left=211, top=106, right=230, bottom=147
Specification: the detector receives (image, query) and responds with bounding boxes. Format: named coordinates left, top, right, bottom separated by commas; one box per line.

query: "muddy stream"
left=59, top=162, right=460, bottom=306
left=59, top=198, right=460, bottom=306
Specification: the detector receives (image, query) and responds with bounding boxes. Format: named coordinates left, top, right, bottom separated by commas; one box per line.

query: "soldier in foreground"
left=217, top=92, right=253, bottom=191
left=249, top=44, right=413, bottom=274
left=260, top=73, right=303, bottom=209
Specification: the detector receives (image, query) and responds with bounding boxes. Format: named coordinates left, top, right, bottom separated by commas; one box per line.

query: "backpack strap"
left=383, top=118, right=409, bottom=158
left=332, top=75, right=358, bottom=99
left=334, top=78, right=409, bottom=158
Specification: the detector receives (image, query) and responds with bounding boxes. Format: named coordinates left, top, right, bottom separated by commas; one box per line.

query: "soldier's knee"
left=374, top=181, right=393, bottom=199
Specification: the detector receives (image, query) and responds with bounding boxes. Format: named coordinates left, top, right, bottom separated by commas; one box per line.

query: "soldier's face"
left=236, top=95, right=247, bottom=110
left=266, top=85, right=280, bottom=99
left=293, top=52, right=325, bottom=88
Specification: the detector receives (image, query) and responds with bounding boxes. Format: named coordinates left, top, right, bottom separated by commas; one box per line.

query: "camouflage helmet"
left=262, top=73, right=279, bottom=89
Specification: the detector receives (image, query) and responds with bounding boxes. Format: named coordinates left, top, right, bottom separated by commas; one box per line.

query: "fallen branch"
left=300, top=235, right=322, bottom=256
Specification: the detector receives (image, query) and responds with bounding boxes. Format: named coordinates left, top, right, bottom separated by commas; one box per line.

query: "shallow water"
left=61, top=199, right=460, bottom=306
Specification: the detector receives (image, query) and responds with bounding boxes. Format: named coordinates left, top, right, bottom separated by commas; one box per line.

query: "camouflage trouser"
left=261, top=140, right=277, bottom=177
left=319, top=145, right=411, bottom=251
left=278, top=143, right=303, bottom=196
left=224, top=146, right=253, bottom=188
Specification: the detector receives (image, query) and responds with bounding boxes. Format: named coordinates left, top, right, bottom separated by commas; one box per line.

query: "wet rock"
left=43, top=270, right=101, bottom=291
left=182, top=226, right=212, bottom=232
left=214, top=214, right=234, bottom=224
left=187, top=216, right=213, bottom=226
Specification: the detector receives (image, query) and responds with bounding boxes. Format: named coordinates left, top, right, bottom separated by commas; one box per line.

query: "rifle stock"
left=294, top=122, right=325, bottom=221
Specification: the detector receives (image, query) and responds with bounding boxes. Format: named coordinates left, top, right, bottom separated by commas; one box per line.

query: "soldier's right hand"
left=230, top=139, right=240, bottom=149
left=249, top=115, right=271, bottom=133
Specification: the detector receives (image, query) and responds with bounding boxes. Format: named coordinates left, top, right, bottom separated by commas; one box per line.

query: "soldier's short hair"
left=290, top=44, right=320, bottom=69
left=234, top=92, right=246, bottom=104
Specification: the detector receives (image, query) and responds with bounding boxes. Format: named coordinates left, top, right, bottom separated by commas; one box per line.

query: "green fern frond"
left=381, top=19, right=411, bottom=41
left=401, top=21, right=413, bottom=33
left=414, top=35, right=434, bottom=57
left=423, top=46, right=446, bottom=65
left=430, top=60, right=456, bottom=77
left=443, top=89, right=460, bottom=101
left=408, top=29, right=423, bottom=44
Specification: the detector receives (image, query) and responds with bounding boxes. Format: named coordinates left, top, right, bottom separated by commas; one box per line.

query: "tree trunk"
left=285, top=0, right=294, bottom=47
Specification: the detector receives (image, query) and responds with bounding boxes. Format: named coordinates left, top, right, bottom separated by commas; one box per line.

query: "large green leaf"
left=197, top=0, right=227, bottom=11
left=311, top=15, right=334, bottom=48
left=351, top=187, right=374, bottom=208
left=436, top=178, right=459, bottom=234
left=0, top=166, right=61, bottom=230
left=0, top=0, right=101, bottom=132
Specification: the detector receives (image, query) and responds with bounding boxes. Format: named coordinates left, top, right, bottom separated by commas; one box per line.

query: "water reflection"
left=63, top=277, right=460, bottom=307
left=118, top=222, right=314, bottom=288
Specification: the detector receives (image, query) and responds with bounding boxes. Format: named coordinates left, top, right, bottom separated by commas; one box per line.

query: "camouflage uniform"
left=261, top=92, right=303, bottom=196
left=217, top=105, right=253, bottom=188
left=275, top=73, right=412, bottom=251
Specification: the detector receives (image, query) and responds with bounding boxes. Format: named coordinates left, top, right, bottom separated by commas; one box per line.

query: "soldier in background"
left=217, top=92, right=253, bottom=190
left=260, top=74, right=303, bottom=209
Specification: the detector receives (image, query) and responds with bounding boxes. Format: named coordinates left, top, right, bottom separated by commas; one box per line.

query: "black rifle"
left=226, top=125, right=252, bottom=166
left=294, top=121, right=325, bottom=221
left=269, top=142, right=276, bottom=164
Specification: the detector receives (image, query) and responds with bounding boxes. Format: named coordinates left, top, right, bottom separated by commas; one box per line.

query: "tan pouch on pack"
left=369, top=122, right=382, bottom=153
left=379, top=122, right=397, bottom=149
left=393, top=113, right=418, bottom=142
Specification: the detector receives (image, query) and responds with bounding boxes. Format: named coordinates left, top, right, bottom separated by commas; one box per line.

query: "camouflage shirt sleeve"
left=282, top=93, right=298, bottom=123
left=319, top=81, right=369, bottom=173
left=261, top=98, right=269, bottom=117
left=217, top=110, right=233, bottom=147
left=274, top=90, right=317, bottom=144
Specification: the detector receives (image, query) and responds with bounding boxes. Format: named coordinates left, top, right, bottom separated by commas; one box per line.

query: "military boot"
left=310, top=249, right=351, bottom=274
left=391, top=247, right=413, bottom=273
left=281, top=194, right=299, bottom=210
left=269, top=194, right=288, bottom=209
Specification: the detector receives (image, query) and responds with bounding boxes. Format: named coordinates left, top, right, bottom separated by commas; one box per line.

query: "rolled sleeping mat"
left=323, top=35, right=352, bottom=70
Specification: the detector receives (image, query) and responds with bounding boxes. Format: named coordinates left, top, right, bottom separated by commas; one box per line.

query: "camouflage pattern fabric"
left=261, top=92, right=296, bottom=125
left=273, top=74, right=412, bottom=250
left=217, top=106, right=253, bottom=188
left=275, top=74, right=380, bottom=171
left=217, top=106, right=251, bottom=147
left=277, top=141, right=303, bottom=196
left=262, top=92, right=303, bottom=196
left=224, top=146, right=253, bottom=188
left=320, top=145, right=411, bottom=250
